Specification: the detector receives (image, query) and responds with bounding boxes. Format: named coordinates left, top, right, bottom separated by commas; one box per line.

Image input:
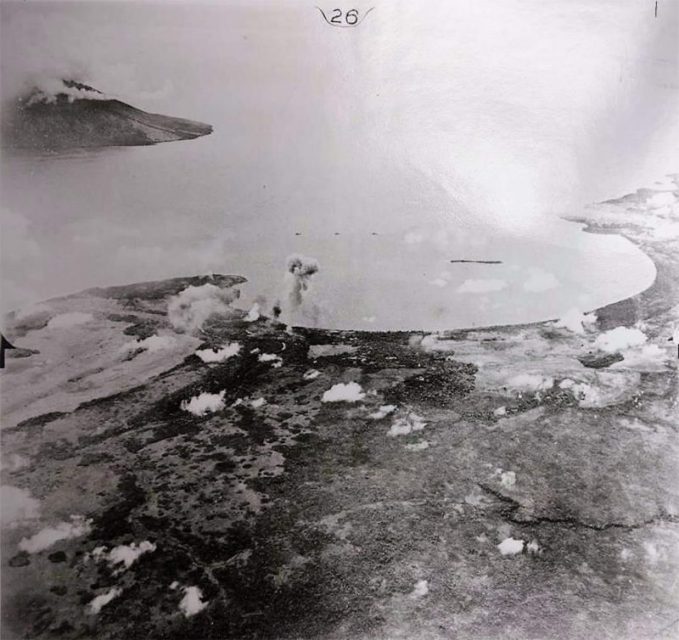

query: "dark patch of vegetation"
left=349, top=438, right=371, bottom=466
left=78, top=451, right=115, bottom=466
left=84, top=274, right=246, bottom=301
left=234, top=407, right=276, bottom=446
left=8, top=552, right=30, bottom=567
left=215, top=458, right=237, bottom=474
left=4, top=592, right=53, bottom=637
left=137, top=514, right=170, bottom=532
left=47, top=551, right=67, bottom=563
left=38, top=439, right=76, bottom=461
left=76, top=382, right=148, bottom=411
left=7, top=411, right=67, bottom=435
left=107, top=313, right=140, bottom=323
left=160, top=524, right=245, bottom=568
left=123, top=318, right=162, bottom=341
left=48, top=620, right=74, bottom=635
left=123, top=438, right=145, bottom=453
left=132, top=350, right=267, bottom=431
left=198, top=516, right=363, bottom=640
left=91, top=473, right=146, bottom=539
left=7, top=347, right=40, bottom=359
left=541, top=386, right=580, bottom=410
left=140, top=418, right=201, bottom=448
left=387, top=360, right=477, bottom=406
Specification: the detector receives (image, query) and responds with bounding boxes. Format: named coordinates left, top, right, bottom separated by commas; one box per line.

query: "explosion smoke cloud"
left=286, top=254, right=319, bottom=310
left=167, top=283, right=238, bottom=333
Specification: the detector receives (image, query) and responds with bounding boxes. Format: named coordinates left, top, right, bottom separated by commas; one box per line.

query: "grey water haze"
left=1, top=0, right=677, bottom=329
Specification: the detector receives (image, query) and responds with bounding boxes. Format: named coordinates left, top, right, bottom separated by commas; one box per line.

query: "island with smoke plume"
left=1, top=79, right=213, bottom=150
left=1, top=179, right=678, bottom=639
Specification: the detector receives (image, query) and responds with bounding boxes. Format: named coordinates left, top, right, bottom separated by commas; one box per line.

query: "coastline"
left=568, top=220, right=677, bottom=330
left=1, top=179, right=677, bottom=640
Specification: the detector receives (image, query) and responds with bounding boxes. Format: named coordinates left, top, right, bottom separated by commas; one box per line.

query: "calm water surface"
left=0, top=137, right=656, bottom=330
left=2, top=0, right=673, bottom=330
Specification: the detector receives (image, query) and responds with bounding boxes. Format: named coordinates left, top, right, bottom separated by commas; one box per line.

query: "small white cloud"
left=19, top=515, right=92, bottom=554
left=250, top=397, right=266, bottom=409
left=47, top=312, right=94, bottom=329
left=506, top=374, right=554, bottom=392
left=646, top=191, right=675, bottom=208
left=566, top=381, right=605, bottom=408
left=500, top=471, right=516, bottom=488
left=497, top=537, right=524, bottom=556
left=321, top=382, right=366, bottom=403
left=1, top=454, right=30, bottom=472
left=368, top=405, right=396, bottom=420
left=169, top=580, right=179, bottom=590
left=594, top=327, right=647, bottom=353
left=526, top=540, right=540, bottom=554
left=410, top=579, right=429, bottom=598
left=362, top=316, right=377, bottom=324
left=523, top=271, right=560, bottom=292
left=419, top=334, right=456, bottom=352
left=90, top=546, right=107, bottom=560
left=303, top=369, right=321, bottom=380
left=181, top=391, right=226, bottom=416
left=1, top=485, right=40, bottom=524
left=428, top=272, right=451, bottom=288
left=179, top=586, right=208, bottom=617
left=88, top=587, right=122, bottom=615
left=107, top=540, right=157, bottom=571
left=457, top=279, right=507, bottom=294
left=387, top=412, right=426, bottom=437
left=168, top=283, right=238, bottom=333
left=29, top=79, right=108, bottom=105
left=244, top=303, right=261, bottom=322
left=139, top=335, right=177, bottom=352
left=259, top=353, right=283, bottom=368
left=196, top=343, right=241, bottom=363
left=13, top=303, right=53, bottom=323
left=643, top=542, right=660, bottom=565
left=620, top=548, right=633, bottom=561
left=612, top=344, right=668, bottom=369
left=553, top=308, right=597, bottom=335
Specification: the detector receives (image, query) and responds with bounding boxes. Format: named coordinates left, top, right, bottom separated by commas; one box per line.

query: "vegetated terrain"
left=1, top=178, right=678, bottom=639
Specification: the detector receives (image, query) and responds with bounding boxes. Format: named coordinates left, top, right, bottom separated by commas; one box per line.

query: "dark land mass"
left=1, top=80, right=213, bottom=150
left=1, top=179, right=678, bottom=639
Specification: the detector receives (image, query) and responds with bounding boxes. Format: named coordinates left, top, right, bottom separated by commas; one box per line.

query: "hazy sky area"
left=0, top=0, right=677, bottom=328
left=3, top=0, right=677, bottom=221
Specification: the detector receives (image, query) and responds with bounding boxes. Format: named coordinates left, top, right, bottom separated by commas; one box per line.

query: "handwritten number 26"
left=330, top=9, right=359, bottom=25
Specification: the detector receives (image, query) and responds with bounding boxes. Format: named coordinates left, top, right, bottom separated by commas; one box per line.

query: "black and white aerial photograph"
left=0, top=1, right=678, bottom=638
